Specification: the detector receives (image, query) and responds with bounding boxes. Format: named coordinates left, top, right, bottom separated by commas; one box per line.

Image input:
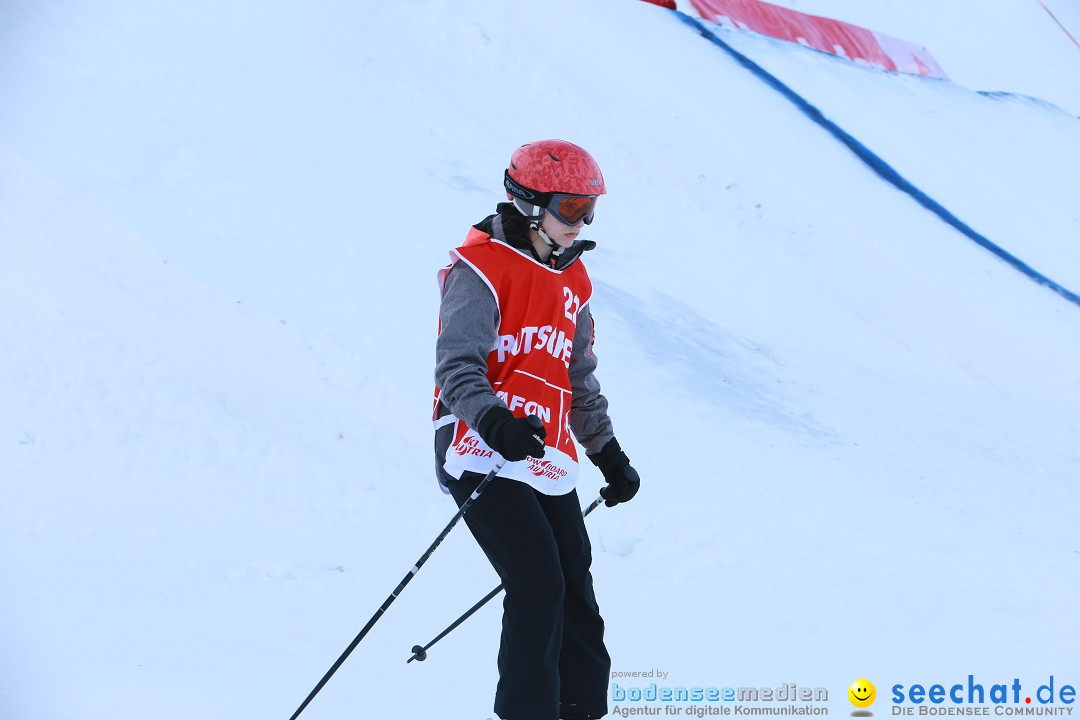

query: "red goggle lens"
left=548, top=194, right=598, bottom=226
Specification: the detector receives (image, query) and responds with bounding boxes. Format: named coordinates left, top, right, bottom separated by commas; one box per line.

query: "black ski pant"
left=448, top=473, right=610, bottom=720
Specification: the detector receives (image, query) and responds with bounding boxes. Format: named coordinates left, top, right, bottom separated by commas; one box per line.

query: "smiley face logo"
left=848, top=679, right=876, bottom=709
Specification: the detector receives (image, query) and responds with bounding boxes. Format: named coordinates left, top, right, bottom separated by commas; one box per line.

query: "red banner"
left=690, top=0, right=948, bottom=79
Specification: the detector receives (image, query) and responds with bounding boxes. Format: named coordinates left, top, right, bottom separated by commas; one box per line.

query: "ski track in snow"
left=1, top=1, right=1078, bottom=718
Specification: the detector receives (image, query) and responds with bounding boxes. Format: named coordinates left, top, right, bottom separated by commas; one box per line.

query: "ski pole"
left=287, top=457, right=509, bottom=720
left=407, top=494, right=605, bottom=664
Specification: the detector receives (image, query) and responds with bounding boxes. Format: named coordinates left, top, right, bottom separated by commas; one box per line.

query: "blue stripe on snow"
left=676, top=12, right=1080, bottom=309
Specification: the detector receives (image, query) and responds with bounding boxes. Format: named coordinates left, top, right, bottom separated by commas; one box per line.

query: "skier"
left=433, top=139, right=642, bottom=720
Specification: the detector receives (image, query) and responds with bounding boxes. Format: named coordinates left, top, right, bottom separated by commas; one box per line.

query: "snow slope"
left=2, top=1, right=1078, bottom=719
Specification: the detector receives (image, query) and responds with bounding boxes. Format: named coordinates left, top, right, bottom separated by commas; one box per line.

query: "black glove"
left=589, top=437, right=640, bottom=507
left=476, top=407, right=546, bottom=462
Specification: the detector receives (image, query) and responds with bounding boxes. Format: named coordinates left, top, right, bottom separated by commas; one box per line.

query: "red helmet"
left=504, top=140, right=605, bottom=224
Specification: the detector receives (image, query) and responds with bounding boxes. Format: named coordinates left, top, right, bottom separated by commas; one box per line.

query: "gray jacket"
left=433, top=212, right=615, bottom=484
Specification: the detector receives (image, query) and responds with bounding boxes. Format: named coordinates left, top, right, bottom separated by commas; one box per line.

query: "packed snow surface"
left=2, top=1, right=1078, bottom=718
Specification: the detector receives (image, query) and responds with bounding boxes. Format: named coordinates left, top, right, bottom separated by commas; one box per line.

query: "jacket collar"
left=473, top=203, right=595, bottom=270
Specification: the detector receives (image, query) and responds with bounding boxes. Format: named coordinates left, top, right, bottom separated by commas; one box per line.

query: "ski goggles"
left=546, top=193, right=598, bottom=226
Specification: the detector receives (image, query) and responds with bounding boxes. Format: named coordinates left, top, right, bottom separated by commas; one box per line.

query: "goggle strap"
left=505, top=170, right=553, bottom=207
left=512, top=197, right=544, bottom=219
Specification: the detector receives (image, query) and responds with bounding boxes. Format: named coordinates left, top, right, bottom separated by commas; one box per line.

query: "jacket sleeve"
left=435, top=262, right=504, bottom=430
left=568, top=303, right=615, bottom=455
